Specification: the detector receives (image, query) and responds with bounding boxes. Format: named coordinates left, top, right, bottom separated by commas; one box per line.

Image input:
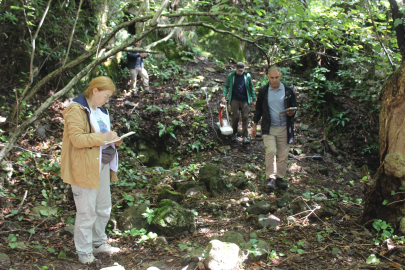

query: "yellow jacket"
left=61, top=102, right=118, bottom=189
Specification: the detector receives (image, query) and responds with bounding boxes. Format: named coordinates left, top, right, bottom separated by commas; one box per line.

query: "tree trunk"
left=362, top=62, right=405, bottom=233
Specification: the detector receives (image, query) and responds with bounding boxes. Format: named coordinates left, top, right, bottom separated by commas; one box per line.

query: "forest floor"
left=1, top=58, right=404, bottom=270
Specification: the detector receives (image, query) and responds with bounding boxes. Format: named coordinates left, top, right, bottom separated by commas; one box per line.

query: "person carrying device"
left=251, top=65, right=297, bottom=190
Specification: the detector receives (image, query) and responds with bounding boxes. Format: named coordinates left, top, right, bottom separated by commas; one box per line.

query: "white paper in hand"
left=105, top=131, right=135, bottom=144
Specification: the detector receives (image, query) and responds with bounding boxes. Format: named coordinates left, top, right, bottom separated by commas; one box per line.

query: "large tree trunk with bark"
left=363, top=63, right=405, bottom=232
left=362, top=0, right=405, bottom=233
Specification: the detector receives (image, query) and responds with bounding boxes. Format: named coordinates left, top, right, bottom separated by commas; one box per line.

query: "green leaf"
left=66, top=217, right=75, bottom=225
left=28, top=229, right=35, bottom=234
left=382, top=199, right=388, bottom=205
left=391, top=190, right=395, bottom=196
left=58, top=251, right=66, bottom=259
left=40, top=209, right=49, bottom=216
left=394, top=18, right=402, bottom=27
left=47, top=247, right=56, bottom=253
left=9, top=234, right=17, bottom=242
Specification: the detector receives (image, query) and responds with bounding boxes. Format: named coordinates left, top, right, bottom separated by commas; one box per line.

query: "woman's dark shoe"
left=266, top=178, right=276, bottom=189
left=275, top=178, right=288, bottom=189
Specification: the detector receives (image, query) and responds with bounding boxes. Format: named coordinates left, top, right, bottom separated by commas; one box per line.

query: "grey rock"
left=157, top=189, right=184, bottom=203
left=0, top=253, right=10, bottom=266
left=199, top=164, right=221, bottom=183
left=117, top=203, right=148, bottom=231
left=345, top=172, right=359, bottom=180
left=310, top=141, right=324, bottom=154
left=247, top=201, right=272, bottom=215
left=221, top=231, right=245, bottom=246
left=176, top=181, right=207, bottom=194
left=257, top=214, right=280, bottom=229
left=36, top=126, right=46, bottom=136
left=299, top=123, right=309, bottom=131
left=181, top=247, right=205, bottom=266
left=276, top=194, right=292, bottom=208
left=0, top=161, right=13, bottom=172
left=209, top=177, right=227, bottom=197
left=204, top=240, right=243, bottom=270
left=243, top=239, right=271, bottom=263
left=149, top=200, right=195, bottom=237
left=153, top=236, right=168, bottom=245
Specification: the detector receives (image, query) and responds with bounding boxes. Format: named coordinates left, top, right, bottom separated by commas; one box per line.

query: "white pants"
left=129, top=67, right=149, bottom=92
left=263, top=126, right=290, bottom=179
left=72, top=163, right=111, bottom=255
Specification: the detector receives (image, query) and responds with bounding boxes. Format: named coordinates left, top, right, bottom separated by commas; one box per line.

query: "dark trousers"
left=230, top=100, right=250, bottom=137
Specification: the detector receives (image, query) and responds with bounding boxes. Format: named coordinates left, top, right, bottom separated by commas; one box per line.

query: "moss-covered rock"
left=157, top=189, right=185, bottom=203
left=209, top=177, right=227, bottom=197
left=199, top=164, right=221, bottom=182
left=149, top=199, right=195, bottom=237
left=117, top=203, right=148, bottom=231
left=175, top=181, right=207, bottom=194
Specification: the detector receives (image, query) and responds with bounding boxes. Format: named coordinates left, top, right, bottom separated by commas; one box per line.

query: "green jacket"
left=222, top=71, right=256, bottom=105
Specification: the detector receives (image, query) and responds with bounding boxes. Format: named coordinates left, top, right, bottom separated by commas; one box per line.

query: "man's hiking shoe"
left=266, top=178, right=276, bottom=189
left=132, top=92, right=139, bottom=97
left=231, top=134, right=238, bottom=142
left=79, top=253, right=96, bottom=264
left=93, top=243, right=120, bottom=255
left=144, top=90, right=154, bottom=94
left=275, top=178, right=288, bottom=189
left=243, top=137, right=251, bottom=144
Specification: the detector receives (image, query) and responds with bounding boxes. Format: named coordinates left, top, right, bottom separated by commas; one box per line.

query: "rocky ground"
left=1, top=59, right=404, bottom=270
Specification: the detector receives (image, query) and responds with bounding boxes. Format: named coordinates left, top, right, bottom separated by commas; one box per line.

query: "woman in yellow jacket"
left=61, top=76, right=122, bottom=264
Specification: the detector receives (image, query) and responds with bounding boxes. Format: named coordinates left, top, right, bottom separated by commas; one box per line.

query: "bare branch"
left=150, top=0, right=170, bottom=27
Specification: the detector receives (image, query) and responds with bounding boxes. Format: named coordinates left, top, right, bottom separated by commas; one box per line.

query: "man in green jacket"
left=222, top=62, right=256, bottom=144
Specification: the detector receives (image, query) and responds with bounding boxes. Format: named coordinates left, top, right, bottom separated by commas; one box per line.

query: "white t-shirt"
left=89, top=107, right=118, bottom=172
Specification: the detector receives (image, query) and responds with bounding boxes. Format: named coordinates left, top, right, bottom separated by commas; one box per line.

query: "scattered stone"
left=176, top=181, right=207, bottom=194
left=345, top=172, right=359, bottom=180
left=310, top=141, right=324, bottom=154
left=153, top=236, right=168, bottom=246
left=149, top=199, right=196, bottom=237
left=157, top=189, right=185, bottom=203
left=204, top=240, right=243, bottom=270
left=204, top=67, right=217, bottom=73
left=209, top=177, right=228, bottom=197
left=243, top=239, right=271, bottom=263
left=0, top=161, right=13, bottom=172
left=36, top=126, right=46, bottom=136
left=185, top=187, right=204, bottom=199
left=308, top=128, right=319, bottom=137
left=246, top=201, right=272, bottom=215
left=117, top=203, right=148, bottom=231
left=100, top=263, right=125, bottom=270
left=199, top=164, right=221, bottom=182
left=276, top=194, right=292, bottom=208
left=257, top=214, right=280, bottom=229
left=299, top=123, right=309, bottom=131
left=221, top=231, right=245, bottom=246
left=0, top=253, right=10, bottom=267
left=154, top=183, right=173, bottom=192
left=181, top=247, right=205, bottom=266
